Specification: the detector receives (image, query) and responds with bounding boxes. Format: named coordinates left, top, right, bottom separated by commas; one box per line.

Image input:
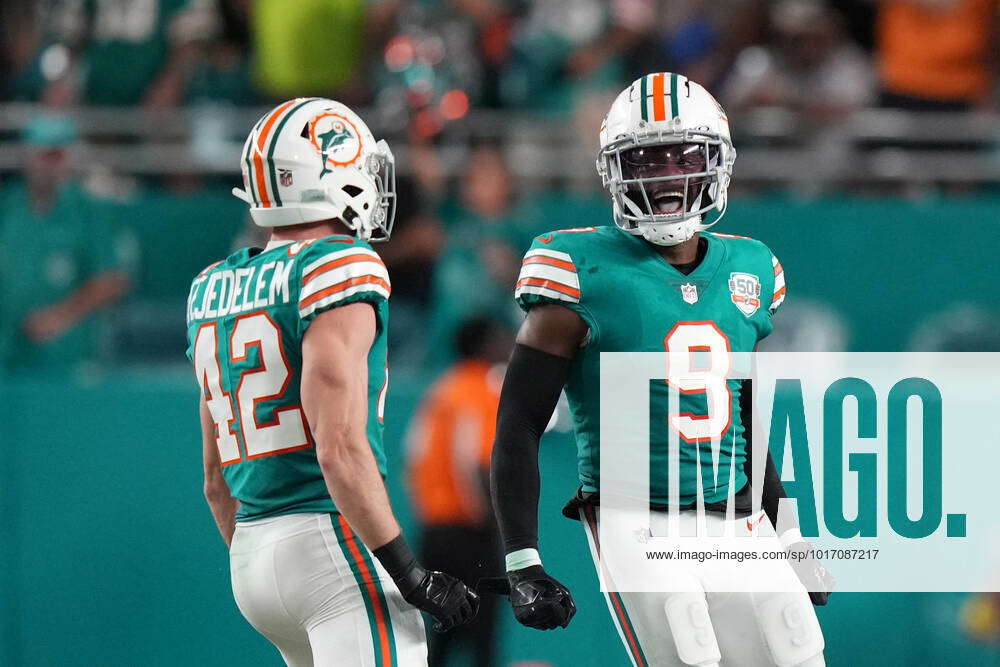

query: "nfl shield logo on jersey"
left=680, top=283, right=698, bottom=304
left=729, top=272, right=761, bottom=316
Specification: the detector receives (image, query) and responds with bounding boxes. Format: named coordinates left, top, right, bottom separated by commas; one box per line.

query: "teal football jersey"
left=185, top=236, right=391, bottom=520
left=515, top=226, right=785, bottom=505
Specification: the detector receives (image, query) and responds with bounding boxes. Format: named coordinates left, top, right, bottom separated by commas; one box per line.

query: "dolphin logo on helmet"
left=309, top=112, right=363, bottom=177
left=232, top=98, right=395, bottom=242
left=317, top=124, right=352, bottom=176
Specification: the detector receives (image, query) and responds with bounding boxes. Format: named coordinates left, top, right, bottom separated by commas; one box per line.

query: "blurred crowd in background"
left=0, top=0, right=999, bottom=378
left=4, top=0, right=998, bottom=116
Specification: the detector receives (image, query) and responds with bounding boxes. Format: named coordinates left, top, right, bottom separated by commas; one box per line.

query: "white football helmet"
left=596, top=73, right=736, bottom=246
left=233, top=98, right=396, bottom=241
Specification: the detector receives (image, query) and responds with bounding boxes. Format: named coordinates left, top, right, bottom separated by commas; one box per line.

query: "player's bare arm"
left=201, top=400, right=238, bottom=547
left=303, top=300, right=481, bottom=632
left=515, top=304, right=589, bottom=357
left=301, top=301, right=400, bottom=547
left=489, top=304, right=587, bottom=630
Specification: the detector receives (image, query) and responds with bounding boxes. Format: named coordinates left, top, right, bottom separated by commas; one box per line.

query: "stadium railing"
left=0, top=104, right=998, bottom=188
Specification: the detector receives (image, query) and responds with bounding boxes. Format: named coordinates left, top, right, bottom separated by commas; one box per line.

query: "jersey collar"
left=622, top=229, right=727, bottom=284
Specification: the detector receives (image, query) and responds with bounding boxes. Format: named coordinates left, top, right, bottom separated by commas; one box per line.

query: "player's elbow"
left=203, top=478, right=231, bottom=505
left=315, top=422, right=366, bottom=474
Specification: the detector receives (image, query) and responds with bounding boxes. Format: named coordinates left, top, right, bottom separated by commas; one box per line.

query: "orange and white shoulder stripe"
left=298, top=246, right=391, bottom=318
left=770, top=254, right=786, bottom=313
left=515, top=248, right=581, bottom=304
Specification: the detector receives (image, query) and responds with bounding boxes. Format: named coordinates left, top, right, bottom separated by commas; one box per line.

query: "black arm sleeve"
left=490, top=343, right=572, bottom=554
left=740, top=379, right=792, bottom=532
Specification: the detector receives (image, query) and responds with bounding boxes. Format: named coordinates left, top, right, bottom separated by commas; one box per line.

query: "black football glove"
left=481, top=565, right=576, bottom=630
left=397, top=567, right=480, bottom=632
left=373, top=534, right=479, bottom=632
left=786, top=541, right=835, bottom=606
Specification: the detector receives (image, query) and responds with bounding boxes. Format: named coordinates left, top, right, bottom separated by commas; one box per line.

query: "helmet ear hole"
left=300, top=124, right=310, bottom=139
left=342, top=205, right=359, bottom=225
left=342, top=184, right=363, bottom=197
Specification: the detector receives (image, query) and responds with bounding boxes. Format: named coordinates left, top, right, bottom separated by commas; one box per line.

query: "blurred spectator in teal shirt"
left=500, top=0, right=642, bottom=115
left=0, top=116, right=135, bottom=375
left=426, top=145, right=539, bottom=369
left=14, top=0, right=217, bottom=107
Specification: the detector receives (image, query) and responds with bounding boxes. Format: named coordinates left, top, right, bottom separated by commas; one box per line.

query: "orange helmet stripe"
left=252, top=100, right=297, bottom=208
left=242, top=118, right=264, bottom=206
left=652, top=72, right=667, bottom=122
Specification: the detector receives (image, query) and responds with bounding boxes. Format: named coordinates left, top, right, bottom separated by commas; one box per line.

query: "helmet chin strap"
left=639, top=215, right=702, bottom=246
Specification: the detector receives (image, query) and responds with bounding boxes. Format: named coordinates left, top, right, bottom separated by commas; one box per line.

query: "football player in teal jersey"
left=187, top=98, right=478, bottom=666
left=490, top=74, right=832, bottom=666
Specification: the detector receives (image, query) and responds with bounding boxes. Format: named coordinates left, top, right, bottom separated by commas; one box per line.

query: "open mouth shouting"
left=650, top=188, right=686, bottom=215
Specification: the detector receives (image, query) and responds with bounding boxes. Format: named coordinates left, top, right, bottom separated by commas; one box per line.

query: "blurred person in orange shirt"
left=407, top=317, right=513, bottom=667
left=876, top=0, right=1000, bottom=110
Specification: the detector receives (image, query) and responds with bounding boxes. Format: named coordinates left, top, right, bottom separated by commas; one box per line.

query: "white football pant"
left=580, top=505, right=825, bottom=667
left=229, top=512, right=427, bottom=666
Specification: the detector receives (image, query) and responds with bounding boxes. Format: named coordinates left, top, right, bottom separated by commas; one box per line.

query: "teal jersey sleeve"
left=295, top=237, right=391, bottom=332
left=513, top=228, right=602, bottom=339
left=716, top=233, right=786, bottom=341
left=752, top=240, right=785, bottom=342
left=768, top=250, right=786, bottom=316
